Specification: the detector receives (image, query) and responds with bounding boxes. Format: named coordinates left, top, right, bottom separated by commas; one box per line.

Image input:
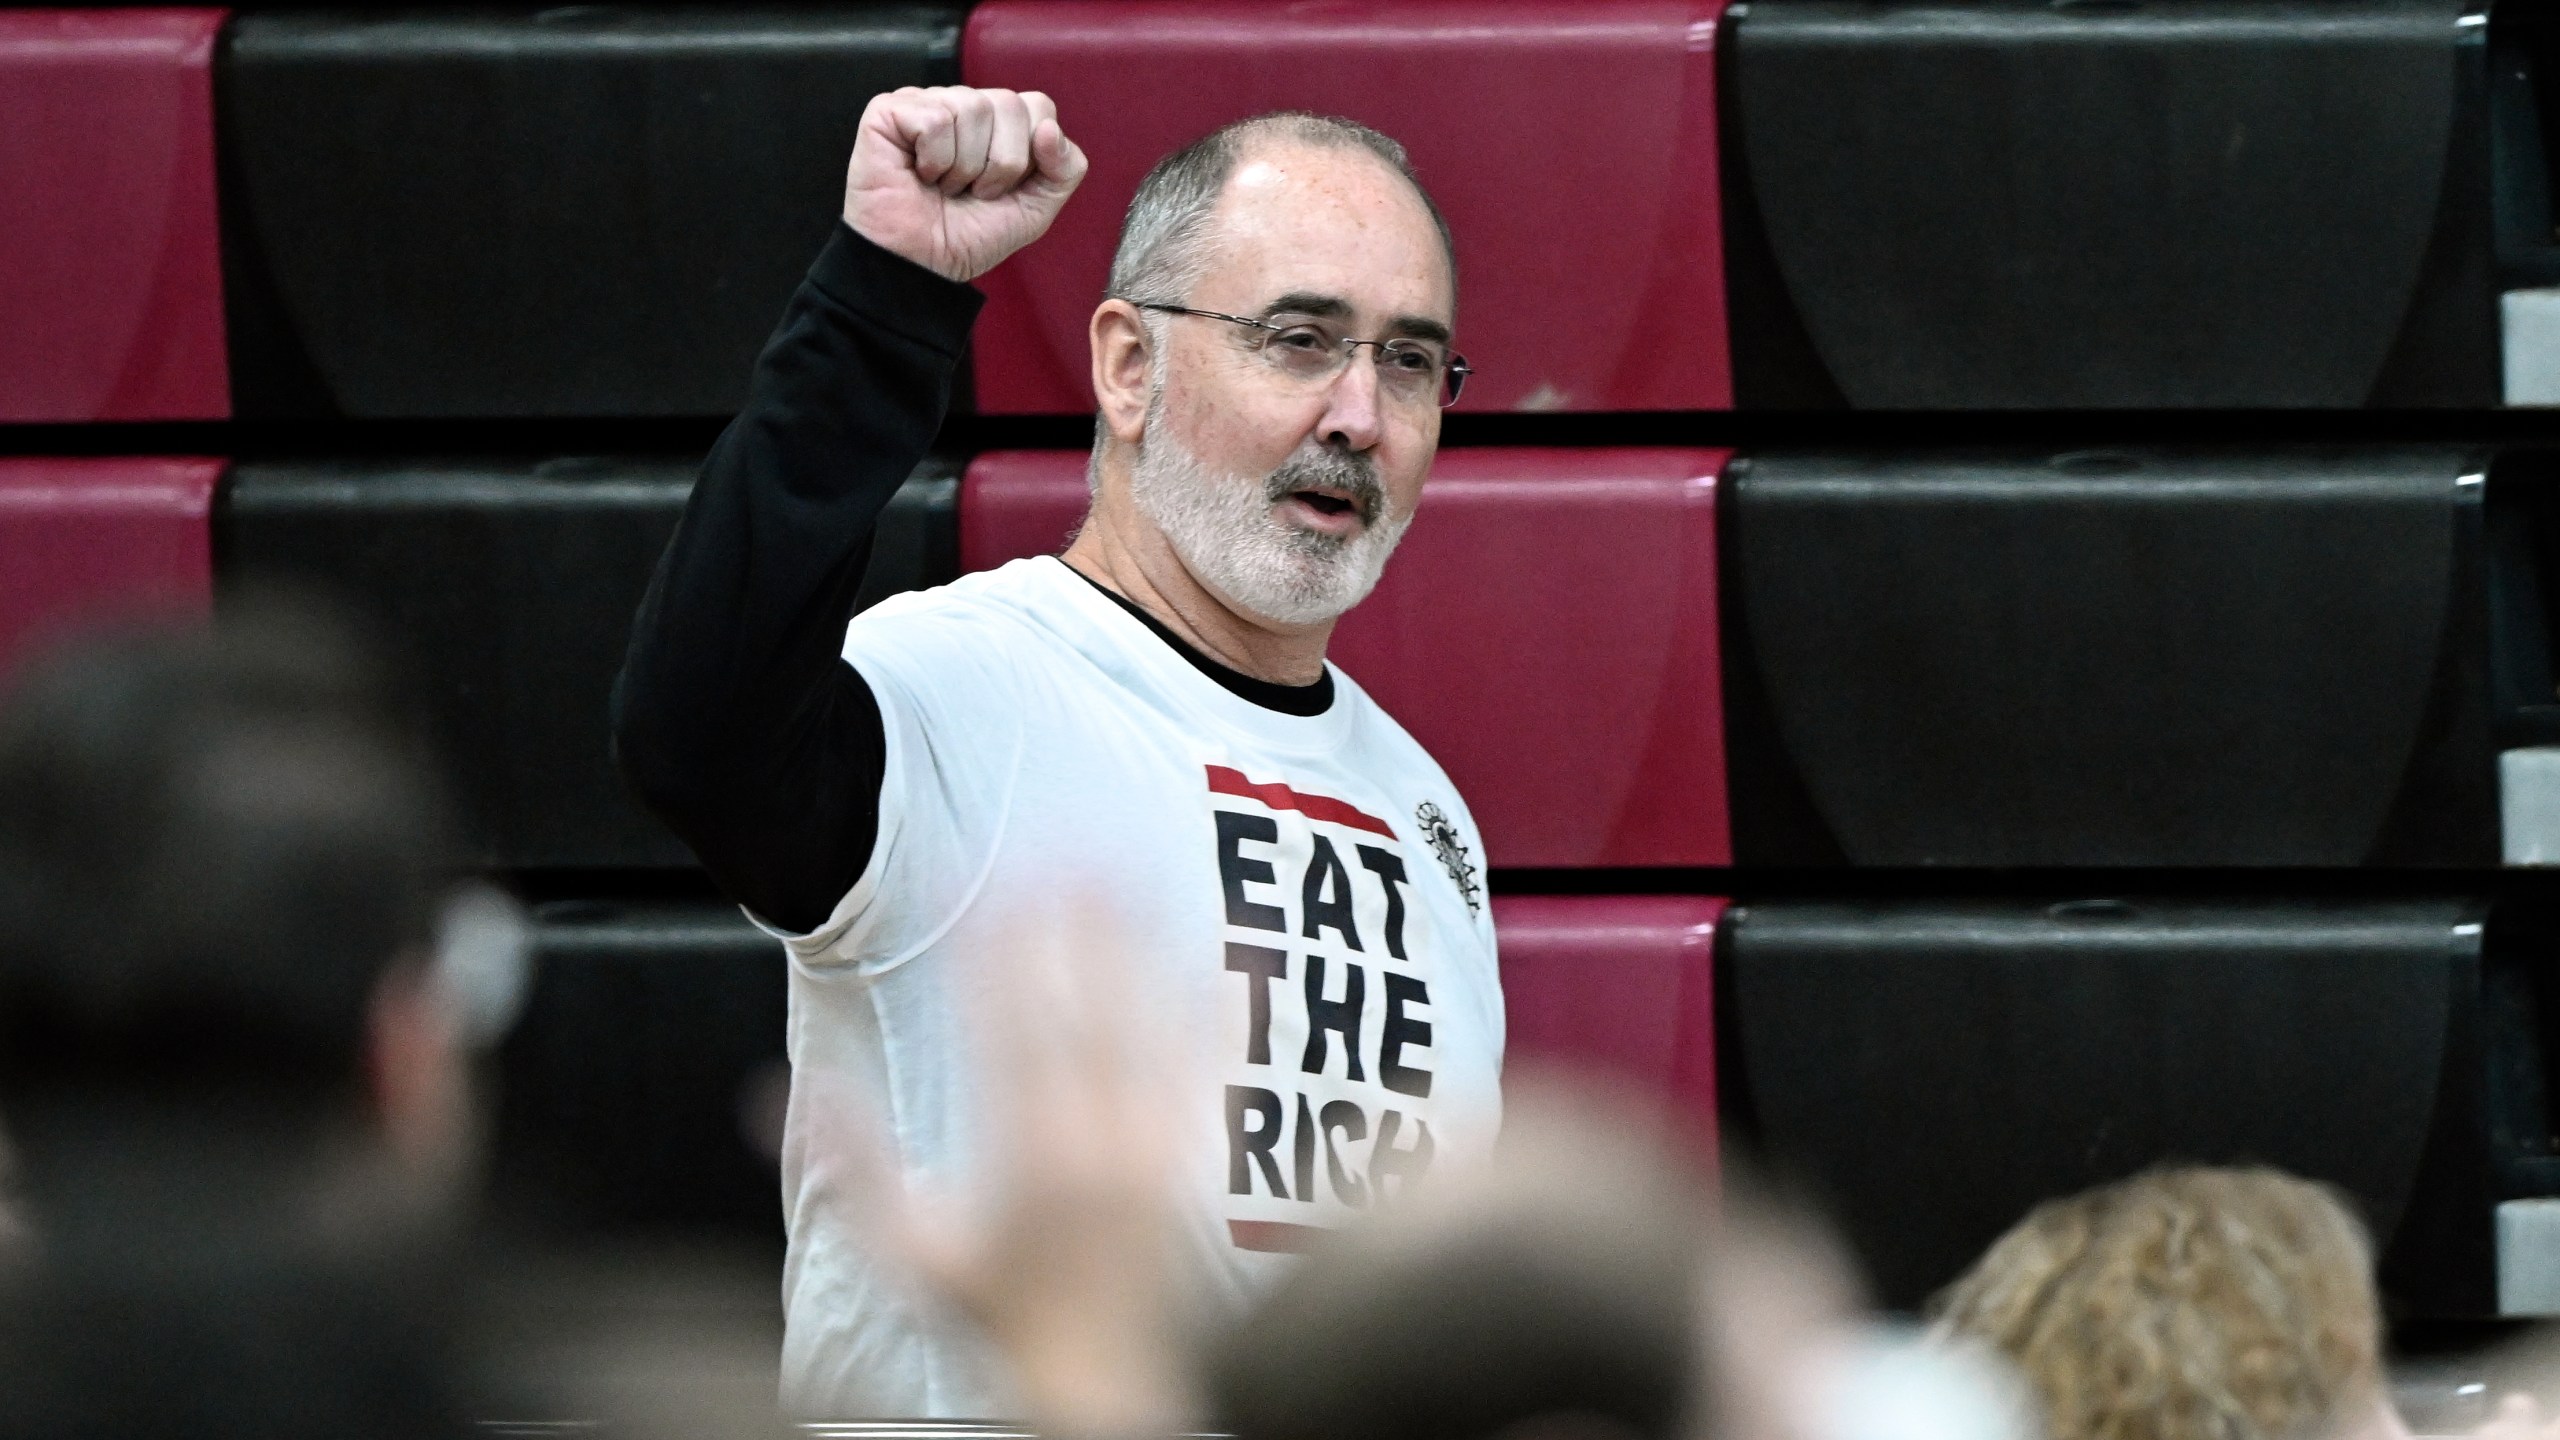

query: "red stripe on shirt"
left=1228, top=1219, right=1327, bottom=1254
left=1205, top=765, right=1396, bottom=838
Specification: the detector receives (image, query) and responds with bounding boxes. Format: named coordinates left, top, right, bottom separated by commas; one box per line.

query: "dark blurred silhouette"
left=0, top=603, right=475, bottom=1439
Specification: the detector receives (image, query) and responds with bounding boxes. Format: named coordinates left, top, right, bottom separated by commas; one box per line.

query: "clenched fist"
left=844, top=86, right=1088, bottom=284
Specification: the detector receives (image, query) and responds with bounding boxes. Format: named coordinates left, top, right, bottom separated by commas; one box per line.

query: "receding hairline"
left=1107, top=111, right=1459, bottom=313
left=1213, top=131, right=1455, bottom=290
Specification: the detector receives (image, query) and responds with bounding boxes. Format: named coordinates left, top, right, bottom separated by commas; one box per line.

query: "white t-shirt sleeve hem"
left=752, top=650, right=916, bottom=963
left=767, top=631, right=1024, bottom=980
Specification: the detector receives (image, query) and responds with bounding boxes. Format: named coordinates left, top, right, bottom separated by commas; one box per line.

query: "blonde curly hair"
left=1929, top=1166, right=2385, bottom=1440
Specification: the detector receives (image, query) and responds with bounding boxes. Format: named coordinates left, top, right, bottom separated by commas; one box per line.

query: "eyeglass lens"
left=1259, top=323, right=1464, bottom=407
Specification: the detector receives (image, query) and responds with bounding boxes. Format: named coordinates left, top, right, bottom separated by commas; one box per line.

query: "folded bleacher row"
left=14, top=0, right=2560, bottom=1335
left=35, top=446, right=2560, bottom=874
left=12, top=0, right=2560, bottom=421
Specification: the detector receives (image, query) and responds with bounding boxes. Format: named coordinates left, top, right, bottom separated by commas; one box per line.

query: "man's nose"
left=1316, top=349, right=1384, bottom=453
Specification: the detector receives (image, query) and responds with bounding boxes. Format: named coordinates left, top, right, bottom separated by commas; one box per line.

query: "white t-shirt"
left=768, top=555, right=1507, bottom=1418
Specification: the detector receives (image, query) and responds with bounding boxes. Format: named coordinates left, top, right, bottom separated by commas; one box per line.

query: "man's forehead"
left=1203, top=144, right=1454, bottom=321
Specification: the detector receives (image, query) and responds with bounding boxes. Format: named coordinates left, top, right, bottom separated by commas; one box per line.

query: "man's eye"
left=1270, top=327, right=1331, bottom=353
left=1384, top=346, right=1439, bottom=374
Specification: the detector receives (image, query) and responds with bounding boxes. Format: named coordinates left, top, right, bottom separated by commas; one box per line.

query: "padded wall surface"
left=1728, top=899, right=2491, bottom=1313
left=494, top=901, right=785, bottom=1235
left=0, top=459, right=221, bottom=679
left=0, top=10, right=228, bottom=421
left=1728, top=0, right=2492, bottom=408
left=1493, top=895, right=1723, bottom=1145
left=1726, top=449, right=2494, bottom=867
left=963, top=0, right=1730, bottom=414
left=219, top=459, right=958, bottom=869
left=962, top=449, right=1730, bottom=867
left=220, top=7, right=960, bottom=418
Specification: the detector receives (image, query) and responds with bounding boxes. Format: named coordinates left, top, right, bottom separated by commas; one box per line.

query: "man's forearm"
left=611, top=222, right=983, bottom=931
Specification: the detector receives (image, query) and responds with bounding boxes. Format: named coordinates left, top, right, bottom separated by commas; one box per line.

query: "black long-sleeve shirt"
left=613, top=224, right=1327, bottom=935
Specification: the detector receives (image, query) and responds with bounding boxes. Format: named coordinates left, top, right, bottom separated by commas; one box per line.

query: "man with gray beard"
left=616, top=90, right=1500, bottom=1421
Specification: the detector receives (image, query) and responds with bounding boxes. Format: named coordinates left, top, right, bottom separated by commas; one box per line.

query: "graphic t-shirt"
left=769, top=556, right=1506, bottom=1418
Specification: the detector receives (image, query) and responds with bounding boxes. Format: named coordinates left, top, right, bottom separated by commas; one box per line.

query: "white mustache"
left=1264, top=451, right=1385, bottom=527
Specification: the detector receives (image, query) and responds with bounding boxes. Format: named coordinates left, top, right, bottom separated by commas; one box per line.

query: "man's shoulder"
left=841, top=557, right=1076, bottom=689
left=852, top=556, right=1057, bottom=638
left=1331, top=667, right=1444, bottom=771
left=1332, top=667, right=1483, bottom=820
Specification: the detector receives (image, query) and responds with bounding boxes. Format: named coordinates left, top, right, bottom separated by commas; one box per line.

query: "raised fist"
left=843, top=86, right=1088, bottom=284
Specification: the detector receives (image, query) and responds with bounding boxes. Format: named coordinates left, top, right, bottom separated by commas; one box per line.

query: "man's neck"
left=1060, top=486, right=1334, bottom=687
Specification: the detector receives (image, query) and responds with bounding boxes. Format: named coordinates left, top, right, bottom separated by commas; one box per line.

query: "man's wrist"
left=808, top=221, right=987, bottom=358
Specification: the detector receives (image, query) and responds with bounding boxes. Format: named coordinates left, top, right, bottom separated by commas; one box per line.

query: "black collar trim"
left=1064, top=564, right=1336, bottom=718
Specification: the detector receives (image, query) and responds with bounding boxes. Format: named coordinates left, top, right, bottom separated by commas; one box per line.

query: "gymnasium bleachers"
left=0, top=9, right=227, bottom=421
left=1724, top=448, right=2498, bottom=867
left=1725, top=899, right=2521, bottom=1316
left=1493, top=896, right=1723, bottom=1149
left=495, top=900, right=791, bottom=1237
left=219, top=459, right=959, bottom=869
left=961, top=448, right=1732, bottom=867
left=220, top=7, right=963, bottom=417
left=1724, top=0, right=2556, bottom=408
left=961, top=0, right=1733, bottom=414
left=0, top=458, right=221, bottom=671
left=11, top=0, right=2560, bottom=1354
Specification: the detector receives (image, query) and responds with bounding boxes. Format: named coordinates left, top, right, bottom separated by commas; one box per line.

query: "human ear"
left=366, top=957, right=467, bottom=1174
left=1088, top=299, right=1154, bottom=447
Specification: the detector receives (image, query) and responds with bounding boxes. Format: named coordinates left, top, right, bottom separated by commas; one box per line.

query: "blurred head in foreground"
left=0, top=603, right=485, bottom=1439
left=1209, top=1083, right=1712, bottom=1440
left=1932, top=1166, right=2407, bottom=1440
left=0, top=602, right=470, bottom=1235
left=1702, top=1159, right=2026, bottom=1440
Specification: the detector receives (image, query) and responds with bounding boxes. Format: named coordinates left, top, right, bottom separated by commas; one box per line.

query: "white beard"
left=1125, top=404, right=1413, bottom=627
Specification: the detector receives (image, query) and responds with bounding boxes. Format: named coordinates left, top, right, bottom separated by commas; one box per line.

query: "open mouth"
left=1292, top=489, right=1357, bottom=517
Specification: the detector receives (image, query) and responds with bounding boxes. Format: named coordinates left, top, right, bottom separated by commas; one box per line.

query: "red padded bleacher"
left=0, top=10, right=229, bottom=422
left=0, top=459, right=222, bottom=678
left=1494, top=894, right=1724, bottom=1143
left=962, top=0, right=1730, bottom=415
left=961, top=448, right=1731, bottom=867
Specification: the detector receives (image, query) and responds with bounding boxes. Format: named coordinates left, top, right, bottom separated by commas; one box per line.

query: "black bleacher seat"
left=1722, top=0, right=2557, bottom=408
left=218, top=6, right=962, bottom=418
left=1724, top=898, right=2553, bottom=1317
left=494, top=900, right=785, bottom=1236
left=218, top=458, right=958, bottom=869
left=1722, top=447, right=2503, bottom=867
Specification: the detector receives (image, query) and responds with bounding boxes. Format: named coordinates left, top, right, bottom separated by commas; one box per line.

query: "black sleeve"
left=611, top=222, right=983, bottom=935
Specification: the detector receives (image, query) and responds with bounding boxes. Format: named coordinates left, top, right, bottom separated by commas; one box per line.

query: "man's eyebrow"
left=1385, top=314, right=1453, bottom=346
left=1258, top=292, right=1353, bottom=321
left=1260, top=293, right=1455, bottom=346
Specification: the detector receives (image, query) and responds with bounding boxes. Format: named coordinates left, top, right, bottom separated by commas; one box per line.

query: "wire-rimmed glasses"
left=1133, top=302, right=1472, bottom=408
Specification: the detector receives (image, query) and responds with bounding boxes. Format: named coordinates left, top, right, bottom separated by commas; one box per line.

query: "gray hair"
left=1089, top=113, right=1457, bottom=478
left=1106, top=111, right=1457, bottom=308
